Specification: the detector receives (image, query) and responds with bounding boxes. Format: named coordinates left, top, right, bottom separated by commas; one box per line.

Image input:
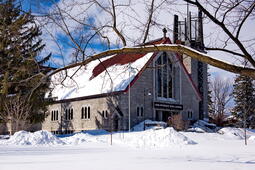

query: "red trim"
left=90, top=38, right=169, bottom=80
left=123, top=52, right=159, bottom=92
left=90, top=53, right=146, bottom=80
left=89, top=37, right=201, bottom=101
left=123, top=38, right=171, bottom=92
left=123, top=37, right=202, bottom=101
left=175, top=53, right=202, bottom=101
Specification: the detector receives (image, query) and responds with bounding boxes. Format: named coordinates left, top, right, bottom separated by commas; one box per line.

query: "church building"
left=42, top=11, right=208, bottom=134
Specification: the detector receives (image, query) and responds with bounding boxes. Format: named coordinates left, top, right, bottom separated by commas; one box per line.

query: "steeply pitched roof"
left=47, top=37, right=201, bottom=101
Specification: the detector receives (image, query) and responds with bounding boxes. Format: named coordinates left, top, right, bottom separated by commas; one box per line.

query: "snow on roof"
left=47, top=37, right=202, bottom=101
left=47, top=52, right=154, bottom=100
left=47, top=38, right=169, bottom=101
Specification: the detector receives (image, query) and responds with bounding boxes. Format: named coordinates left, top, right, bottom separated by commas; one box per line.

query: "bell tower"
left=173, top=9, right=208, bottom=120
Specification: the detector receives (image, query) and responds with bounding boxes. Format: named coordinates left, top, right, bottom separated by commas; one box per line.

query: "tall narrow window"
left=155, top=52, right=173, bottom=99
left=168, top=63, right=173, bottom=98
left=163, top=53, right=168, bottom=98
left=85, top=107, right=87, bottom=119
left=157, top=56, right=162, bottom=97
left=70, top=108, right=73, bottom=120
left=81, top=106, right=91, bottom=120
left=105, top=110, right=108, bottom=119
left=51, top=110, right=59, bottom=121
left=88, top=107, right=90, bottom=119
left=137, top=107, right=140, bottom=117
left=51, top=111, right=53, bottom=121
left=102, top=111, right=105, bottom=118
left=56, top=111, right=58, bottom=120
left=81, top=107, right=84, bottom=119
left=137, top=106, right=144, bottom=117
left=65, top=108, right=73, bottom=120
left=141, top=107, right=144, bottom=117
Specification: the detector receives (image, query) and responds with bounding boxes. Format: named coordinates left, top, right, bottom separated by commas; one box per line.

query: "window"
left=137, top=107, right=140, bottom=117
left=81, top=107, right=84, bottom=119
left=105, top=110, right=108, bottom=119
left=141, top=107, right=144, bottom=117
left=65, top=108, right=74, bottom=120
left=51, top=110, right=59, bottom=121
left=137, top=106, right=144, bottom=117
left=102, top=110, right=108, bottom=119
left=81, top=106, right=91, bottom=119
left=187, top=110, right=193, bottom=119
left=155, top=52, right=173, bottom=98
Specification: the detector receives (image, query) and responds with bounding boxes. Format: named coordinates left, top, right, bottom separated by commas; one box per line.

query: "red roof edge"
left=123, top=37, right=170, bottom=92
left=123, top=37, right=202, bottom=101
left=175, top=53, right=202, bottom=101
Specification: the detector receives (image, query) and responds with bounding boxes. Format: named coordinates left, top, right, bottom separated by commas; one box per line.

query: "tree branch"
left=183, top=0, right=255, bottom=67
left=47, top=44, right=255, bottom=79
left=111, top=0, right=127, bottom=46
left=236, top=2, right=255, bottom=38
left=143, top=0, right=155, bottom=43
left=205, top=47, right=245, bottom=57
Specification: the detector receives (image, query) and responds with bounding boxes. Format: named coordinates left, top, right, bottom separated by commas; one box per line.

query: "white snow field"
left=0, top=126, right=255, bottom=170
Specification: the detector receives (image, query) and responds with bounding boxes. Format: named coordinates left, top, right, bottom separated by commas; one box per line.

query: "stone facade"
left=42, top=51, right=208, bottom=134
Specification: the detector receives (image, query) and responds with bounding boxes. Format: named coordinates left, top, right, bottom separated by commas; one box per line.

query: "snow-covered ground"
left=0, top=126, right=255, bottom=170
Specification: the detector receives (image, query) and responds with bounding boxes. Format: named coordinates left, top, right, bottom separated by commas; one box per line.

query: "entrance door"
left=162, top=111, right=172, bottom=122
left=155, top=110, right=159, bottom=121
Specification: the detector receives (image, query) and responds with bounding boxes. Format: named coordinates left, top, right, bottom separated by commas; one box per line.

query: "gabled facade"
left=42, top=36, right=208, bottom=134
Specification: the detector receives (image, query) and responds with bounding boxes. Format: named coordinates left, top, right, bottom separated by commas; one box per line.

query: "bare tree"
left=183, top=0, right=255, bottom=73
left=209, top=76, right=232, bottom=126
left=8, top=0, right=255, bottom=98
left=34, top=0, right=254, bottom=75
left=0, top=95, right=31, bottom=135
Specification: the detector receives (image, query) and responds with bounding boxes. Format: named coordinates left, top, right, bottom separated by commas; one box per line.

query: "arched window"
left=51, top=110, right=59, bottom=121
left=187, top=110, right=193, bottom=119
left=81, top=106, right=91, bottom=119
left=155, top=52, right=173, bottom=98
left=65, top=108, right=73, bottom=120
left=136, top=106, right=144, bottom=117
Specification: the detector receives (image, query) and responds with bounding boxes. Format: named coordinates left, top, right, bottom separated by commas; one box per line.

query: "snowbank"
left=192, top=120, right=217, bottom=133
left=61, top=133, right=95, bottom=145
left=115, top=127, right=196, bottom=148
left=0, top=135, right=10, bottom=140
left=218, top=127, right=255, bottom=140
left=2, top=130, right=64, bottom=146
left=249, top=136, right=255, bottom=141
left=0, top=127, right=196, bottom=148
left=132, top=120, right=167, bottom=131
